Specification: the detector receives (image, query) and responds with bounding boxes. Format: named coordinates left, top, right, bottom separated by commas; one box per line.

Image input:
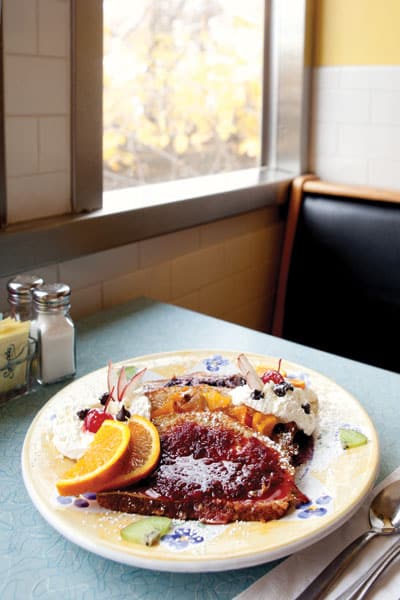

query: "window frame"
left=0, top=0, right=312, bottom=277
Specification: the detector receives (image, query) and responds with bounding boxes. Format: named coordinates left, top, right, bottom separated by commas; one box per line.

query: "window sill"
left=0, top=167, right=293, bottom=277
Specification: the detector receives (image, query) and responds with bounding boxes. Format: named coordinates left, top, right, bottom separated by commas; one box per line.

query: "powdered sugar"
left=157, top=454, right=241, bottom=493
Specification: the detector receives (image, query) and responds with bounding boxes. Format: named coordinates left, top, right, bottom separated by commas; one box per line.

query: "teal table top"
left=1, top=297, right=399, bottom=600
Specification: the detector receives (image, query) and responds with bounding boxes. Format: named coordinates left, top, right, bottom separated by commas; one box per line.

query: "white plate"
left=22, top=350, right=379, bottom=572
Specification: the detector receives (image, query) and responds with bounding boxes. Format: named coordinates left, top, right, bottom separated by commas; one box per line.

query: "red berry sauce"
left=143, top=421, right=296, bottom=503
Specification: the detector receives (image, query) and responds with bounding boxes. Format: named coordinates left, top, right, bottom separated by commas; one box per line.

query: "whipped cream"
left=106, top=390, right=151, bottom=420
left=52, top=389, right=151, bottom=460
left=52, top=397, right=97, bottom=460
left=125, top=393, right=151, bottom=420
left=230, top=381, right=318, bottom=435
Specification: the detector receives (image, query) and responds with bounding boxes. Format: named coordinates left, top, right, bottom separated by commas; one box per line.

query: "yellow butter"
left=0, top=318, right=30, bottom=338
left=0, top=318, right=31, bottom=393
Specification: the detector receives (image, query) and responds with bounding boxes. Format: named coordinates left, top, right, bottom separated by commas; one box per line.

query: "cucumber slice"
left=121, top=516, right=172, bottom=546
left=339, top=428, right=368, bottom=449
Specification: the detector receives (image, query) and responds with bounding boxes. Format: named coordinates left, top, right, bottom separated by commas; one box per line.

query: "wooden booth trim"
left=303, top=179, right=400, bottom=205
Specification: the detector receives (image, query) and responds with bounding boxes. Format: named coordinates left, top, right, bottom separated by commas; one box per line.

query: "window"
left=0, top=0, right=311, bottom=275
left=103, top=0, right=265, bottom=191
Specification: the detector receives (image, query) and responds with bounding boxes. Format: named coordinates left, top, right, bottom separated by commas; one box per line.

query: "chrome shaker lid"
left=33, top=283, right=71, bottom=309
left=7, top=274, right=45, bottom=304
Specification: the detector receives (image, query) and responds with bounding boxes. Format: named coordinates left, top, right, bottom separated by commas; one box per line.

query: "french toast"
left=97, top=412, right=308, bottom=524
left=145, top=381, right=314, bottom=465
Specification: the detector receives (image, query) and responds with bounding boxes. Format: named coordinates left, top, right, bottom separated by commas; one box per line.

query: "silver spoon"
left=294, top=479, right=400, bottom=600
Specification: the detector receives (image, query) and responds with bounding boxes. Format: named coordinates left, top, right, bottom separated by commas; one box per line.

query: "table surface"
left=1, top=297, right=399, bottom=600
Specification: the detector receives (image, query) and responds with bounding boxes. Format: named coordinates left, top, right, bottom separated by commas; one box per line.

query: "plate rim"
left=21, top=348, right=380, bottom=572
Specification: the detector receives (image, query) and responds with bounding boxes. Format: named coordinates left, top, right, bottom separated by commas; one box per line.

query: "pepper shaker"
left=31, top=283, right=76, bottom=385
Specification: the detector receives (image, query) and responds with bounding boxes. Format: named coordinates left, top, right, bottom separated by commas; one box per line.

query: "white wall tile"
left=199, top=207, right=279, bottom=246
left=371, top=91, right=400, bottom=125
left=309, top=120, right=338, bottom=160
left=59, top=242, right=140, bottom=290
left=198, top=276, right=238, bottom=319
left=232, top=261, right=273, bottom=308
left=171, top=291, right=201, bottom=313
left=223, top=295, right=272, bottom=332
left=313, top=67, right=342, bottom=90
left=170, top=243, right=227, bottom=299
left=339, top=67, right=372, bottom=90
left=139, top=228, right=200, bottom=269
left=224, top=230, right=260, bottom=274
left=368, top=125, right=400, bottom=160
left=311, top=66, right=400, bottom=189
left=103, top=263, right=171, bottom=308
left=30, top=263, right=60, bottom=285
left=337, top=124, right=371, bottom=158
left=226, top=225, right=283, bottom=275
left=224, top=232, right=255, bottom=274
left=7, top=171, right=71, bottom=222
left=340, top=66, right=400, bottom=91
left=38, top=0, right=70, bottom=57
left=5, top=117, right=38, bottom=176
left=3, top=0, right=37, bottom=55
left=368, top=158, right=400, bottom=190
left=311, top=156, right=368, bottom=185
left=4, top=56, right=69, bottom=115
left=313, top=88, right=370, bottom=125
left=39, top=116, right=70, bottom=172
left=195, top=243, right=227, bottom=285
left=368, top=66, right=400, bottom=90
left=70, top=284, right=102, bottom=321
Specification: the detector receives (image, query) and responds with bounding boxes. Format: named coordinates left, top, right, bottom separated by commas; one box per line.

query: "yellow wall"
left=314, top=0, right=400, bottom=66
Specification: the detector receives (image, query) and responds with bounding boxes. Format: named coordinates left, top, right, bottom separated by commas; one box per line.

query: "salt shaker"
left=7, top=274, right=44, bottom=321
left=31, top=283, right=76, bottom=385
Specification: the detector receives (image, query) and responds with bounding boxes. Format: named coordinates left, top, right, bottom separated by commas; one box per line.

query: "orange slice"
left=100, top=415, right=161, bottom=491
left=56, top=420, right=130, bottom=496
left=252, top=412, right=278, bottom=437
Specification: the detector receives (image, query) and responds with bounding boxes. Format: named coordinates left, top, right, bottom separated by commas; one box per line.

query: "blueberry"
left=273, top=382, right=294, bottom=397
left=116, top=405, right=131, bottom=421
left=251, top=389, right=264, bottom=400
left=99, top=392, right=109, bottom=405
left=76, top=408, right=89, bottom=420
left=302, top=403, right=311, bottom=414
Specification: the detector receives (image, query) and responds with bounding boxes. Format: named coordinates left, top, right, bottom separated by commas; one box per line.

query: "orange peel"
left=100, top=415, right=160, bottom=491
left=56, top=419, right=130, bottom=496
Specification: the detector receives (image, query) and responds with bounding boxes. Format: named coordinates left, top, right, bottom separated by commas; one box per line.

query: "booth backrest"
left=272, top=176, right=400, bottom=373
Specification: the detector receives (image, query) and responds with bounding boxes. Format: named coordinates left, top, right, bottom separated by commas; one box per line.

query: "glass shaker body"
left=31, top=283, right=76, bottom=385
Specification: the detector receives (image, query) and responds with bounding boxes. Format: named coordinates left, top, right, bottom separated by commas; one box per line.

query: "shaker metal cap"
left=33, top=283, right=71, bottom=308
left=7, top=274, right=45, bottom=303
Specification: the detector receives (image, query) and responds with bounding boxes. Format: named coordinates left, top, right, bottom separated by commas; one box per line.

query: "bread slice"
left=97, top=412, right=307, bottom=524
